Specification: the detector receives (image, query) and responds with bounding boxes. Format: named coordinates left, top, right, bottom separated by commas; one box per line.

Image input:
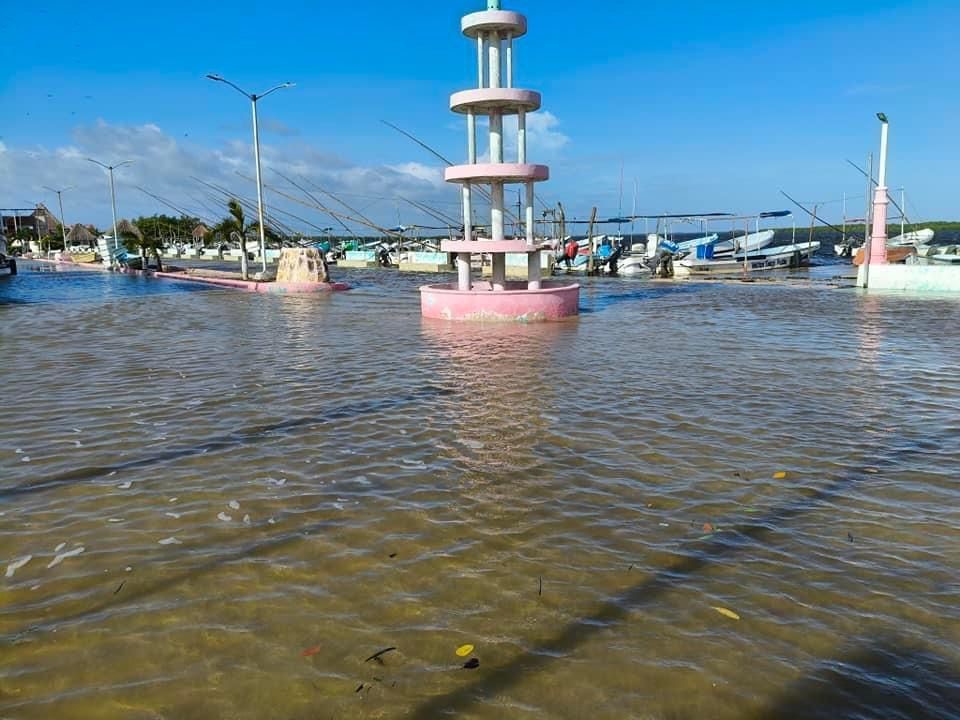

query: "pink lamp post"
left=419, top=0, right=579, bottom=322
left=868, top=112, right=890, bottom=265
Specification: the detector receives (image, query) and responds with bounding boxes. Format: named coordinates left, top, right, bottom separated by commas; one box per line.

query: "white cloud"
left=0, top=120, right=459, bottom=234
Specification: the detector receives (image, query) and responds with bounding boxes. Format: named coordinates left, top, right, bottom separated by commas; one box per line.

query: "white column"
left=491, top=182, right=506, bottom=290
left=459, top=185, right=472, bottom=290
left=506, top=34, right=513, bottom=88
left=490, top=112, right=503, bottom=164
left=526, top=182, right=539, bottom=290
left=489, top=31, right=500, bottom=88
left=517, top=109, right=526, bottom=163
left=467, top=111, right=477, bottom=164
left=477, top=35, right=485, bottom=88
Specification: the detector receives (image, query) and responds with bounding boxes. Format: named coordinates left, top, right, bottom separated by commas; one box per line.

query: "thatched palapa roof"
left=115, top=219, right=143, bottom=241
left=66, top=223, right=95, bottom=246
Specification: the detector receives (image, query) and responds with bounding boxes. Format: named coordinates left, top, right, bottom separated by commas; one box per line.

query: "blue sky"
left=1, top=0, right=956, bottom=233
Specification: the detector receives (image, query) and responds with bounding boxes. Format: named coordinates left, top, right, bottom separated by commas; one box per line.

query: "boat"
left=852, top=245, right=916, bottom=265
left=0, top=234, right=16, bottom=276
left=929, top=246, right=960, bottom=264
left=888, top=228, right=935, bottom=246
left=674, top=233, right=719, bottom=254
left=675, top=241, right=820, bottom=275
left=834, top=237, right=864, bottom=258
left=711, top=229, right=776, bottom=256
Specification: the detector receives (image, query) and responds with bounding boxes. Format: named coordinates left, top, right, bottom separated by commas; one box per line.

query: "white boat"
left=673, top=233, right=719, bottom=254
left=929, top=246, right=960, bottom=264
left=676, top=241, right=820, bottom=275
left=711, top=229, right=776, bottom=256
left=888, top=228, right=935, bottom=246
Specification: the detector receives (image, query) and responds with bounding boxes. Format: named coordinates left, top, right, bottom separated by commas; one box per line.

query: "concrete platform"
left=858, top=263, right=960, bottom=292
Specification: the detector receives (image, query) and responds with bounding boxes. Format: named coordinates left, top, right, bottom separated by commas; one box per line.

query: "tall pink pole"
left=869, top=117, right=889, bottom=265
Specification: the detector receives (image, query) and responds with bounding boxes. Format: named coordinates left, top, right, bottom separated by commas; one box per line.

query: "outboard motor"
left=645, top=237, right=678, bottom=278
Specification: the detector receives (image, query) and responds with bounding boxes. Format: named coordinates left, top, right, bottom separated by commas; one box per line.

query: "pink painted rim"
left=441, top=240, right=542, bottom=253
left=461, top=10, right=527, bottom=38
left=450, top=88, right=541, bottom=115
left=419, top=280, right=578, bottom=296
left=445, top=163, right=549, bottom=184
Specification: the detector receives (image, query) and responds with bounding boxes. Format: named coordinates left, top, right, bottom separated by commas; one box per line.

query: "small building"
left=192, top=224, right=209, bottom=246
left=0, top=204, right=59, bottom=238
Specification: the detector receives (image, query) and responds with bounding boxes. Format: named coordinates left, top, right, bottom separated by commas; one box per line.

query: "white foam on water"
left=15, top=448, right=23, bottom=454
left=107, top=518, right=124, bottom=523
left=217, top=512, right=232, bottom=522
left=333, top=503, right=345, bottom=511
left=169, top=497, right=178, bottom=503
left=117, top=481, right=133, bottom=490
left=21, top=457, right=30, bottom=463
left=5, top=555, right=32, bottom=578
left=158, top=537, right=182, bottom=545
left=354, top=476, right=371, bottom=485
left=72, top=428, right=81, bottom=433
left=165, top=512, right=182, bottom=519
left=72, top=440, right=83, bottom=447
left=462, top=439, right=484, bottom=449
left=267, top=518, right=276, bottom=525
left=47, top=546, right=85, bottom=568
left=108, top=471, right=116, bottom=477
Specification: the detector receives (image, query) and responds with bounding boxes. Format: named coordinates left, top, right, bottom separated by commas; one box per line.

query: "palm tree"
left=211, top=199, right=251, bottom=279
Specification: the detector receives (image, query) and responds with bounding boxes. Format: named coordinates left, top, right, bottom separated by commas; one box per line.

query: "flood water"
left=1, top=262, right=959, bottom=719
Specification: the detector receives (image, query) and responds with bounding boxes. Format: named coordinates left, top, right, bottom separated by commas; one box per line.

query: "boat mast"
left=842, top=192, right=846, bottom=244
left=900, top=187, right=905, bottom=238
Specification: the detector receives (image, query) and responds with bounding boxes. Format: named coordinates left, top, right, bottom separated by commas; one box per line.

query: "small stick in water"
left=365, top=647, right=397, bottom=663
left=538, top=576, right=542, bottom=596
left=113, top=581, right=125, bottom=595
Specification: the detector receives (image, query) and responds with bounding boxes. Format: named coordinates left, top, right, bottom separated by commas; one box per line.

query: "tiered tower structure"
left=419, top=0, right=579, bottom=322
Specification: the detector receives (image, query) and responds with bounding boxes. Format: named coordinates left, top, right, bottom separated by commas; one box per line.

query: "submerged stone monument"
left=275, top=247, right=329, bottom=284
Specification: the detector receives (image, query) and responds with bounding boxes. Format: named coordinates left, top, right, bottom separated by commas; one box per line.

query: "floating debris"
left=703, top=523, right=715, bottom=534
left=243, top=514, right=251, bottom=525
left=462, top=658, right=480, bottom=669
left=389, top=553, right=397, bottom=559
left=847, top=532, right=854, bottom=543
left=365, top=647, right=397, bottom=663
left=217, top=512, right=232, bottom=522
left=165, top=512, right=182, bottom=519
left=772, top=471, right=787, bottom=479
left=301, top=645, right=321, bottom=657
left=456, top=644, right=474, bottom=657
left=169, top=497, right=178, bottom=503
left=711, top=606, right=741, bottom=621
left=355, top=683, right=364, bottom=693
left=158, top=537, right=182, bottom=546
left=5, top=555, right=32, bottom=578
left=228, top=500, right=240, bottom=510
left=539, top=576, right=543, bottom=596
left=47, top=546, right=85, bottom=568
left=21, top=457, right=30, bottom=463
left=113, top=581, right=125, bottom=595
left=54, top=542, right=66, bottom=553
left=107, top=518, right=124, bottom=523
left=117, top=481, right=133, bottom=490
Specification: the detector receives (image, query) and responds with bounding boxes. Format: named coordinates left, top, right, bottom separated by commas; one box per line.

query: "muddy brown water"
left=1, top=264, right=959, bottom=719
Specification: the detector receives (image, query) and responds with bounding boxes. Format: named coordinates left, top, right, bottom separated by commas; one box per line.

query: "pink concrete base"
left=420, top=280, right=579, bottom=322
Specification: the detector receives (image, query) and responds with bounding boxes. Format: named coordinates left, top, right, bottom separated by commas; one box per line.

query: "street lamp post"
left=87, top=158, right=134, bottom=261
left=43, top=185, right=74, bottom=252
left=869, top=113, right=890, bottom=266
left=206, top=74, right=295, bottom=275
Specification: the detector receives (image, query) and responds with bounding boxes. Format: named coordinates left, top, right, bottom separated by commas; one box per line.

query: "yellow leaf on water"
left=772, top=471, right=787, bottom=479
left=456, top=644, right=475, bottom=657
left=711, top=606, right=741, bottom=621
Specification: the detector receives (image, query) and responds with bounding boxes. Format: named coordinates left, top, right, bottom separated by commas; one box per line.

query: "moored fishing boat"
left=711, top=229, right=776, bottom=256
left=676, top=241, right=820, bottom=275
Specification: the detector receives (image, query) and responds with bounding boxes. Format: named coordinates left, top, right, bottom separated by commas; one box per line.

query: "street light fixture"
left=206, top=73, right=295, bottom=275
left=42, top=185, right=75, bottom=252
left=86, top=158, right=134, bottom=256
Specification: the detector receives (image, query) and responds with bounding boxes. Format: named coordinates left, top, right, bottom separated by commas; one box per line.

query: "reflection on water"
left=1, top=268, right=959, bottom=719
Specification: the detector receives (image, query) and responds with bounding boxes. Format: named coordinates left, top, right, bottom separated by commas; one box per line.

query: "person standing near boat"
left=563, top=237, right=579, bottom=268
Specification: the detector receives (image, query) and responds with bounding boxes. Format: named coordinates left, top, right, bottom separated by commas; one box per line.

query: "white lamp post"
left=43, top=185, right=74, bottom=252
left=868, top=112, right=889, bottom=265
left=206, top=74, right=295, bottom=274
left=86, top=158, right=134, bottom=257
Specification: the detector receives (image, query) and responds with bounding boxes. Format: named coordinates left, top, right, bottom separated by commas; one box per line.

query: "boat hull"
left=677, top=242, right=819, bottom=275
